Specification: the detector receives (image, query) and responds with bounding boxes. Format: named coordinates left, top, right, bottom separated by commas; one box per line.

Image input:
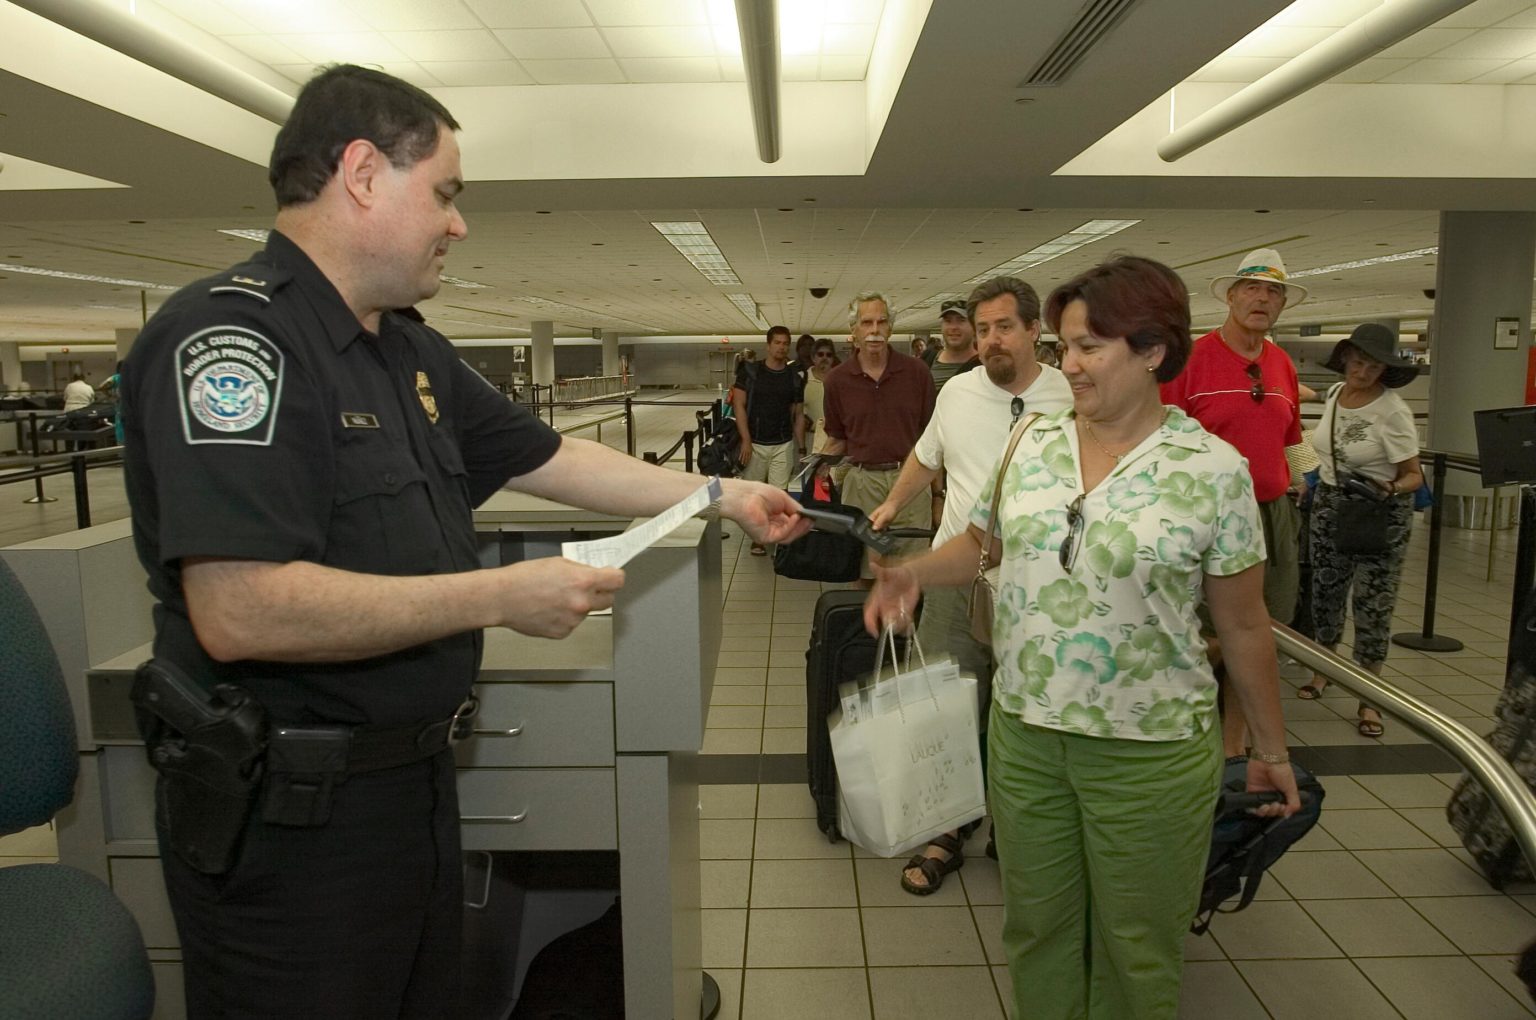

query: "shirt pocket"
left=329, top=434, right=441, bottom=575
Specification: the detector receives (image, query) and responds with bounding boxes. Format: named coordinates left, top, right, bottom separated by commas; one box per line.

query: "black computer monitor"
left=1473, top=405, right=1536, bottom=487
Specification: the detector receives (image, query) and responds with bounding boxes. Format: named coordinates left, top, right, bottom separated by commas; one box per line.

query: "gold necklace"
left=1080, top=419, right=1127, bottom=461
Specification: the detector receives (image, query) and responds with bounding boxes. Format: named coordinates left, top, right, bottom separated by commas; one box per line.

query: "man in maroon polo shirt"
left=821, top=291, right=936, bottom=568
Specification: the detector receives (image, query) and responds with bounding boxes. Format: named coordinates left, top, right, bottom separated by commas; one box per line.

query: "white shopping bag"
left=829, top=629, right=986, bottom=858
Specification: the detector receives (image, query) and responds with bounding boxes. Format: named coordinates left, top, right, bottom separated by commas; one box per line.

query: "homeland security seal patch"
left=175, top=325, right=284, bottom=445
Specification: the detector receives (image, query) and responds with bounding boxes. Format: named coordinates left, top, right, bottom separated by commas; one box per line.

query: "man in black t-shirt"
left=731, top=325, right=805, bottom=554
left=121, top=65, right=809, bottom=1019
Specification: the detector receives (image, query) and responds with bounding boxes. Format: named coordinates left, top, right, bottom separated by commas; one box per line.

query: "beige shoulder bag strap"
left=968, top=412, right=1043, bottom=646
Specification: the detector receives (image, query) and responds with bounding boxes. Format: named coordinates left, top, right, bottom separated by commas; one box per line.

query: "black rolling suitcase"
left=1447, top=597, right=1536, bottom=887
left=805, top=590, right=911, bottom=841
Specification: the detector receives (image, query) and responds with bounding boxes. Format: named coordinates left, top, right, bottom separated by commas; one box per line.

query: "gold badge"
left=415, top=371, right=439, bottom=424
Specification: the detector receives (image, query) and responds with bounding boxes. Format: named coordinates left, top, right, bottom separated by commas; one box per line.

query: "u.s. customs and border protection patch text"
left=175, top=325, right=285, bottom=445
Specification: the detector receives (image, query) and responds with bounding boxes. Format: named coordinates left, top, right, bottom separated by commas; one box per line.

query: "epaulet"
left=207, top=263, right=292, bottom=305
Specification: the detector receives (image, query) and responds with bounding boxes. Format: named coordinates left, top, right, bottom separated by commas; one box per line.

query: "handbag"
left=968, top=413, right=1042, bottom=645
left=1325, top=385, right=1391, bottom=555
left=773, top=476, right=865, bottom=582
left=830, top=629, right=985, bottom=857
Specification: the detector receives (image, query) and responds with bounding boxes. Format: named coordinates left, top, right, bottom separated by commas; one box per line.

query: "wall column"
left=114, top=327, right=139, bottom=365
left=602, top=330, right=620, bottom=377
left=1427, top=212, right=1536, bottom=498
left=530, top=321, right=556, bottom=389
left=0, top=342, right=20, bottom=390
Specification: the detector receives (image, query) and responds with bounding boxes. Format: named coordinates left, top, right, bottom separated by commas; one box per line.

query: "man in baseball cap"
left=1161, top=247, right=1308, bottom=757
left=924, top=298, right=982, bottom=391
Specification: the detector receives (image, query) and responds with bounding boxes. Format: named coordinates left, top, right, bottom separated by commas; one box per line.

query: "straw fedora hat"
left=1209, top=247, right=1309, bottom=307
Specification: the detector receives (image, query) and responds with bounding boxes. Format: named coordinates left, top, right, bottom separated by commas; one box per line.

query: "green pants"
left=988, top=707, right=1221, bottom=1020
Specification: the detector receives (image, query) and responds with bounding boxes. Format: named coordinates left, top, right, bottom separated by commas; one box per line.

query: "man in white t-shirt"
left=62, top=372, right=95, bottom=412
left=868, top=275, right=1072, bottom=895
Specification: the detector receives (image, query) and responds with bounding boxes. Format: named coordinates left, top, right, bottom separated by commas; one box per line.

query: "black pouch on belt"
left=131, top=659, right=268, bottom=876
left=260, top=727, right=352, bottom=827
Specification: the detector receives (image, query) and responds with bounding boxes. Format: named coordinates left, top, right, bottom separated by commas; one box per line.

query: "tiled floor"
left=5, top=390, right=1536, bottom=1017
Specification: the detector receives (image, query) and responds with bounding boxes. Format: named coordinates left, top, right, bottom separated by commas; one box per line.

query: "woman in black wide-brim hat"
left=1297, top=323, right=1423, bottom=738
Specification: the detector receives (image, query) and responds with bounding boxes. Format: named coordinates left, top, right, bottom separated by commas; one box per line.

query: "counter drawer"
left=457, top=768, right=615, bottom=851
left=457, top=682, right=614, bottom=768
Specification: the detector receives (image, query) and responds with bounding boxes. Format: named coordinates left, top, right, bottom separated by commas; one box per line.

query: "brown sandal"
left=1357, top=708, right=1384, bottom=738
left=900, top=832, right=965, bottom=896
left=1296, top=680, right=1327, bottom=700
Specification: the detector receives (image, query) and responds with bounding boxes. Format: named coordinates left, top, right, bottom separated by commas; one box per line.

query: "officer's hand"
left=497, top=559, right=626, bottom=638
left=722, top=480, right=812, bottom=545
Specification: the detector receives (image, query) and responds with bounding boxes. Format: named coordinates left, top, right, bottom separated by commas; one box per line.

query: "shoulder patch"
left=176, top=325, right=285, bottom=446
left=207, top=265, right=292, bottom=304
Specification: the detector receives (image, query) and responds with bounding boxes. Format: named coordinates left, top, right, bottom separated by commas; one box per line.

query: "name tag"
left=341, top=412, right=380, bottom=429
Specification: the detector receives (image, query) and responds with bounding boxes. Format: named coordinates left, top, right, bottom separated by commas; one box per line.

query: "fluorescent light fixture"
left=1289, top=247, right=1438, bottom=279
left=903, top=291, right=965, bottom=315
left=968, top=219, right=1141, bottom=284
left=1, top=264, right=178, bottom=290
left=219, top=228, right=270, bottom=242
left=439, top=275, right=492, bottom=289
left=726, top=292, right=769, bottom=330
left=652, top=220, right=743, bottom=286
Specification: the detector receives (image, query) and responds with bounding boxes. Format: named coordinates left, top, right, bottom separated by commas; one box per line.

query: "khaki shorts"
left=742, top=439, right=794, bottom=489
left=841, top=464, right=932, bottom=562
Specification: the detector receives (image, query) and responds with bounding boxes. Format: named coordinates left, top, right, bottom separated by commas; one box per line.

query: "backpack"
left=696, top=404, right=741, bottom=478
left=1192, top=757, right=1326, bottom=935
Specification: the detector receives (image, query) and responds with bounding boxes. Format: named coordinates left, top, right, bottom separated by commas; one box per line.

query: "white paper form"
left=561, top=477, right=723, bottom=570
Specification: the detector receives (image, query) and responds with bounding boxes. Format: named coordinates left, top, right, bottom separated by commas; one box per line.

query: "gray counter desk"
left=2, top=501, right=723, bottom=1020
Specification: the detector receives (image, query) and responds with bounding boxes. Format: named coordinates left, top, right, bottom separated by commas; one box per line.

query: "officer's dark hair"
left=268, top=64, right=461, bottom=208
left=966, top=276, right=1041, bottom=329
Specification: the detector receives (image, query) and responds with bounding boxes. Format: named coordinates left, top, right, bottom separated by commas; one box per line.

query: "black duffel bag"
left=773, top=497, right=865, bottom=583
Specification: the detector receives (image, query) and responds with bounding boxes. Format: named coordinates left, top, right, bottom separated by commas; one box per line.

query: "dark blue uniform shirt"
left=122, top=231, right=561, bottom=727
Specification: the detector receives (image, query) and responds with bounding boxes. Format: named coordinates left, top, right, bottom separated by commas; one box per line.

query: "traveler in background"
left=795, top=332, right=816, bottom=373
left=910, top=336, right=927, bottom=360
left=120, top=64, right=808, bottom=1019
left=62, top=370, right=95, bottom=412
left=802, top=337, right=838, bottom=457
left=1298, top=323, right=1422, bottom=739
left=821, top=292, right=936, bottom=568
left=865, top=255, right=1299, bottom=1020
left=924, top=298, right=982, bottom=391
left=869, top=275, right=1072, bottom=895
left=1161, top=247, right=1307, bottom=758
left=732, top=325, right=806, bottom=555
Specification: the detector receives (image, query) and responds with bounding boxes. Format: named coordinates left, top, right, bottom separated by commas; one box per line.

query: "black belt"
left=278, top=697, right=480, bottom=776
left=851, top=461, right=901, bottom=471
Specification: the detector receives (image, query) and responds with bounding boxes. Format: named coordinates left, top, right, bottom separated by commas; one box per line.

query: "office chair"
left=0, top=557, right=155, bottom=1019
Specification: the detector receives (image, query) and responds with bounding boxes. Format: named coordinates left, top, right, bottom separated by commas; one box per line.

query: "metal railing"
left=522, top=376, right=636, bottom=425
left=0, top=444, right=122, bottom=529
left=1392, top=449, right=1483, bottom=654
left=1274, top=623, right=1536, bottom=875
left=643, top=409, right=712, bottom=473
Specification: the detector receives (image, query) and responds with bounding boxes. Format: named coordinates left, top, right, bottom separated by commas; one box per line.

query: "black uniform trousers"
left=159, top=750, right=462, bottom=1019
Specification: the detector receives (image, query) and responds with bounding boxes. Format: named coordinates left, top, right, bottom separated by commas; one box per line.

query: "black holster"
left=131, top=659, right=267, bottom=876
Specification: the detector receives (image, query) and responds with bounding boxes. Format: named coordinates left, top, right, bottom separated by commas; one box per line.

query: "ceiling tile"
left=276, top=31, right=408, bottom=64
left=821, top=22, right=876, bottom=54
left=418, top=60, right=535, bottom=86
left=521, top=58, right=628, bottom=84
left=374, top=62, right=444, bottom=89
left=151, top=0, right=262, bottom=35
left=1268, top=0, right=1382, bottom=28
left=1470, top=55, right=1536, bottom=80
left=1378, top=57, right=1511, bottom=82
left=602, top=25, right=717, bottom=58
left=819, top=53, right=870, bottom=80
left=382, top=29, right=509, bottom=62
left=821, top=0, right=885, bottom=20
left=618, top=57, right=722, bottom=82
left=492, top=27, right=612, bottom=59
left=1376, top=28, right=1478, bottom=59
left=348, top=0, right=484, bottom=31
left=1499, top=5, right=1536, bottom=27
left=223, top=1, right=369, bottom=34
left=463, top=0, right=593, bottom=28
left=271, top=62, right=326, bottom=86
left=1438, top=0, right=1536, bottom=29
left=584, top=0, right=710, bottom=27
left=1431, top=27, right=1536, bottom=60
left=781, top=54, right=820, bottom=81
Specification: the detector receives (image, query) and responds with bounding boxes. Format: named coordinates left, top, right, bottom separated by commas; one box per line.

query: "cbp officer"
left=121, top=64, right=808, bottom=1019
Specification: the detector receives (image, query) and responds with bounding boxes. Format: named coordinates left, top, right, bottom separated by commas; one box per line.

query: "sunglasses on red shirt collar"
left=1245, top=362, right=1264, bottom=403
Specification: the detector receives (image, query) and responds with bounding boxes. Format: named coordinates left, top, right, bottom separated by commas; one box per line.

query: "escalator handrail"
left=1271, top=622, right=1536, bottom=873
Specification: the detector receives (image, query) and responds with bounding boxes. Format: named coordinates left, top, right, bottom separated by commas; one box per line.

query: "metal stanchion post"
left=684, top=430, right=695, bottom=473
left=71, top=452, right=91, bottom=528
left=1393, top=452, right=1463, bottom=652
left=23, top=412, right=57, bottom=505
left=624, top=397, right=635, bottom=457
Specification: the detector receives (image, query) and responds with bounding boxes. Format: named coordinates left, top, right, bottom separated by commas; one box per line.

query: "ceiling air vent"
left=1019, top=0, right=1143, bottom=87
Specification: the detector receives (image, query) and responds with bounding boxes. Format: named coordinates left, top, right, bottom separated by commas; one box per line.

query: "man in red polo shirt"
left=822, top=291, right=936, bottom=567
left=1161, top=247, right=1307, bottom=755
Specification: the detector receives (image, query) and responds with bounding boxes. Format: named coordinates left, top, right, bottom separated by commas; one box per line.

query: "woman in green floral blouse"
left=866, top=256, right=1300, bottom=1020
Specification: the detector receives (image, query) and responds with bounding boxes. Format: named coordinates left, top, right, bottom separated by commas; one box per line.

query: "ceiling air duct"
left=1020, top=0, right=1144, bottom=87
left=735, top=0, right=781, bottom=163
